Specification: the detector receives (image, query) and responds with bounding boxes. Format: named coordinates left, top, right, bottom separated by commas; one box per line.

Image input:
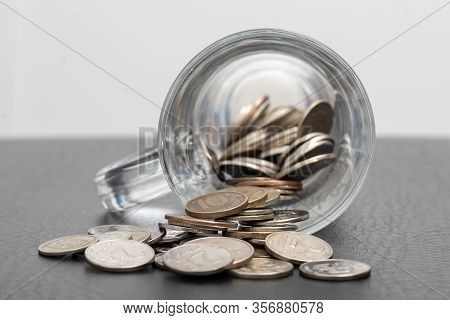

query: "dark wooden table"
left=0, top=138, right=449, bottom=299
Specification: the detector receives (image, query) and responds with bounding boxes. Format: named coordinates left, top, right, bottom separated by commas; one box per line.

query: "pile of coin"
left=215, top=96, right=336, bottom=193
left=38, top=187, right=370, bottom=280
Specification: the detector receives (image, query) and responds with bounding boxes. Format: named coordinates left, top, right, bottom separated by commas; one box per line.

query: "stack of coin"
left=216, top=95, right=336, bottom=195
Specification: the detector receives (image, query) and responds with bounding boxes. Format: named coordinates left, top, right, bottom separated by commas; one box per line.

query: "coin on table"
left=250, top=210, right=309, bottom=226
left=253, top=248, right=272, bottom=258
left=165, top=214, right=237, bottom=231
left=158, top=229, right=190, bottom=244
left=298, top=100, right=334, bottom=136
left=159, top=223, right=218, bottom=234
left=147, top=226, right=166, bottom=245
left=224, top=230, right=274, bottom=239
left=228, top=258, right=293, bottom=279
left=38, top=234, right=97, bottom=256
left=97, top=231, right=132, bottom=242
left=276, top=153, right=336, bottom=180
left=299, top=259, right=371, bottom=281
left=247, top=238, right=266, bottom=246
left=88, top=224, right=151, bottom=243
left=85, top=239, right=155, bottom=272
left=163, top=244, right=234, bottom=276
left=153, top=253, right=168, bottom=270
left=185, top=237, right=254, bottom=268
left=265, top=232, right=333, bottom=264
left=220, top=186, right=268, bottom=208
left=185, top=191, right=248, bottom=219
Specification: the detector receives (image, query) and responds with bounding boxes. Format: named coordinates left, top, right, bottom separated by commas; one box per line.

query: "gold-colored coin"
left=220, top=186, right=268, bottom=208
left=262, top=188, right=281, bottom=206
left=185, top=191, right=248, bottom=219
left=223, top=230, right=274, bottom=239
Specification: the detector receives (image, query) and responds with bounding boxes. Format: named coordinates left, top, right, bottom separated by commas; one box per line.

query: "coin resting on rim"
left=220, top=186, right=268, bottom=208
left=299, top=259, right=371, bottom=281
left=185, top=191, right=248, bottom=219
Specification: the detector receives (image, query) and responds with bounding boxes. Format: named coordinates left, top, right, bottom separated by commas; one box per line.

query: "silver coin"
left=159, top=223, right=218, bottom=234
left=239, top=207, right=273, bottom=216
left=298, top=100, right=334, bottom=136
left=147, top=226, right=166, bottom=245
left=153, top=253, right=168, bottom=270
left=300, top=259, right=371, bottom=281
left=153, top=245, right=175, bottom=253
left=88, top=225, right=151, bottom=243
left=222, top=129, right=269, bottom=159
left=228, top=258, right=293, bottom=279
left=97, top=231, right=132, bottom=242
left=279, top=195, right=299, bottom=202
left=158, top=229, right=190, bottom=244
left=265, top=232, right=333, bottom=264
left=249, top=210, right=309, bottom=226
left=276, top=153, right=336, bottom=180
left=254, top=105, right=297, bottom=129
left=85, top=239, right=155, bottom=272
left=237, top=157, right=280, bottom=172
left=163, top=244, right=234, bottom=276
left=241, top=95, right=271, bottom=137
left=38, top=234, right=97, bottom=257
left=199, top=137, right=224, bottom=181
left=219, top=158, right=278, bottom=178
left=282, top=139, right=334, bottom=170
left=224, top=212, right=274, bottom=222
left=185, top=237, right=254, bottom=268
left=262, top=127, right=298, bottom=150
left=277, top=132, right=323, bottom=165
left=239, top=224, right=298, bottom=232
left=260, top=146, right=290, bottom=161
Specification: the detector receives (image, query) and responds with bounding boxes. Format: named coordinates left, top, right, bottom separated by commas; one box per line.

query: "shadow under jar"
left=159, top=29, right=375, bottom=234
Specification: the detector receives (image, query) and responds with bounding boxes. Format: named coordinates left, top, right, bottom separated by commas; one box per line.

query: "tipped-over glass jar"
left=95, top=29, right=375, bottom=234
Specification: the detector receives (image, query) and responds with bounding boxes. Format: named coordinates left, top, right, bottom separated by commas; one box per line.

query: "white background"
left=0, top=0, right=449, bottom=138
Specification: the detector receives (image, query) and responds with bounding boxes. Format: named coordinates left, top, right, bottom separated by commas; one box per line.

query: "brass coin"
left=228, top=258, right=293, bottom=279
left=265, top=232, right=333, bottom=264
left=185, top=191, right=248, bottom=219
left=220, top=186, right=268, bottom=208
left=233, top=178, right=302, bottom=188
left=262, top=188, right=281, bottom=206
left=38, top=234, right=97, bottom=257
left=298, top=100, right=334, bottom=136
left=165, top=214, right=237, bottom=231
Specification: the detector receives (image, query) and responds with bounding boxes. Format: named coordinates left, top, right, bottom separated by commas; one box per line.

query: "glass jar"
left=96, top=29, right=375, bottom=234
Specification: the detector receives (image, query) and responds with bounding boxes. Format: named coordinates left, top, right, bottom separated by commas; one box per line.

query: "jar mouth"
left=159, top=28, right=375, bottom=234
